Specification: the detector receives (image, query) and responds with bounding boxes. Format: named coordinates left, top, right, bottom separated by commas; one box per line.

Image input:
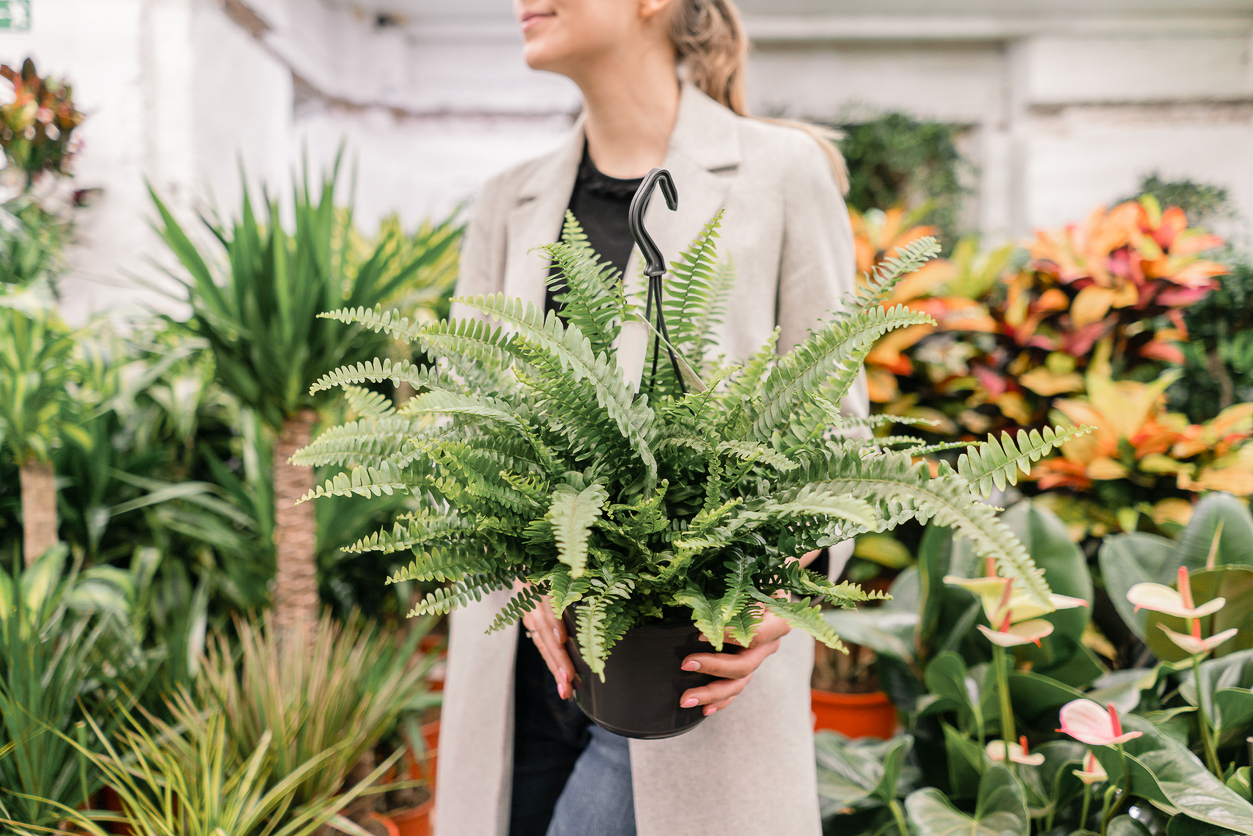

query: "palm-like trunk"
left=273, top=409, right=319, bottom=636
left=19, top=458, right=57, bottom=567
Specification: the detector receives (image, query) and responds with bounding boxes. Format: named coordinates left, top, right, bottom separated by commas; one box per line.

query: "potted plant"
left=298, top=170, right=1079, bottom=739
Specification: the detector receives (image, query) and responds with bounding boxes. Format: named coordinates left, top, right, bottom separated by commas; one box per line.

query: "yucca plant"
left=0, top=285, right=84, bottom=566
left=149, top=155, right=463, bottom=634
left=53, top=692, right=399, bottom=836
left=298, top=214, right=1085, bottom=677
left=197, top=612, right=438, bottom=809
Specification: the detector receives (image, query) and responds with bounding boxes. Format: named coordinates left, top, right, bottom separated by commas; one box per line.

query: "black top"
left=544, top=143, right=643, bottom=316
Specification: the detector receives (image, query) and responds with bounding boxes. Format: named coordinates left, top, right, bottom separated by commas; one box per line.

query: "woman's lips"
left=520, top=12, right=553, bottom=32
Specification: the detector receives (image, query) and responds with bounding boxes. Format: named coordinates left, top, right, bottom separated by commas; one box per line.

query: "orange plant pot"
left=370, top=813, right=401, bottom=836
left=811, top=689, right=897, bottom=740
left=389, top=798, right=434, bottom=836
left=403, top=719, right=441, bottom=781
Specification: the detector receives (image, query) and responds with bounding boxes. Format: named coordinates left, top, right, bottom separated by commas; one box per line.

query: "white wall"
left=1, top=0, right=1251, bottom=321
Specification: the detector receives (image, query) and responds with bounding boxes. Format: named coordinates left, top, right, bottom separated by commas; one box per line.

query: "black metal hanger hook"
left=628, top=168, right=678, bottom=279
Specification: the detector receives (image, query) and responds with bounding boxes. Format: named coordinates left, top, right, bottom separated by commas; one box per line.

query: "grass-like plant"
left=197, top=612, right=438, bottom=807
left=297, top=216, right=1083, bottom=676
left=57, top=692, right=398, bottom=836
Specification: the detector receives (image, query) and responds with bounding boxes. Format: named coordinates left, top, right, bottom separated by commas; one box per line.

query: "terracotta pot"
left=811, top=689, right=897, bottom=740
left=369, top=813, right=400, bottom=836
left=389, top=798, right=434, bottom=836
left=404, top=719, right=441, bottom=780
left=419, top=634, right=447, bottom=693
left=99, top=787, right=135, bottom=836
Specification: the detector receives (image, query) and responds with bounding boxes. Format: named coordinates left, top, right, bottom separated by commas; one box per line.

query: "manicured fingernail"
left=558, top=683, right=567, bottom=699
left=553, top=627, right=563, bottom=643
left=559, top=667, right=569, bottom=682
left=704, top=706, right=718, bottom=716
left=680, top=697, right=699, bottom=708
left=681, top=661, right=700, bottom=672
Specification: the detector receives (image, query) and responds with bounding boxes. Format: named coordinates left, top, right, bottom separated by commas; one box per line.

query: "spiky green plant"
left=297, top=217, right=1085, bottom=676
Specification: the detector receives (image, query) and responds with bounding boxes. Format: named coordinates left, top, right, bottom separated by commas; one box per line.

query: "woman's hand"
left=516, top=580, right=574, bottom=700
left=677, top=609, right=792, bottom=716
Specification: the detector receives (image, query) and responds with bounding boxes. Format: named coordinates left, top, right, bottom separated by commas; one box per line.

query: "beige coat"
left=433, top=84, right=867, bottom=836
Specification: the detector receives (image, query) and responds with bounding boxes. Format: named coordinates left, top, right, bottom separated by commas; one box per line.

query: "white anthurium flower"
left=977, top=613, right=1054, bottom=647
left=1127, top=566, right=1225, bottom=620
left=945, top=569, right=1087, bottom=624
left=986, top=736, right=1045, bottom=766
left=1074, top=751, right=1107, bottom=785
left=1158, top=622, right=1239, bottom=656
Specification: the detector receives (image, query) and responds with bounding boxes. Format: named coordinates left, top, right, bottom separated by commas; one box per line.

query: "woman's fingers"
left=521, top=596, right=574, bottom=698
left=679, top=671, right=753, bottom=710
left=681, top=637, right=781, bottom=679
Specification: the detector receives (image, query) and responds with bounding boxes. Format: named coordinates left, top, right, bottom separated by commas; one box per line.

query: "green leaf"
left=547, top=483, right=609, bottom=579
left=1098, top=532, right=1178, bottom=645
left=904, top=764, right=1029, bottom=836
left=813, top=731, right=916, bottom=814
left=1089, top=715, right=1253, bottom=832
left=1177, top=493, right=1253, bottom=570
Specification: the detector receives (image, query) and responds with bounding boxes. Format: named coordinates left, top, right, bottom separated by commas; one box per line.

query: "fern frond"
left=291, top=415, right=434, bottom=468
left=547, top=570, right=593, bottom=616
left=387, top=545, right=495, bottom=584
left=320, top=305, right=423, bottom=342
left=297, top=461, right=408, bottom=503
left=957, top=426, right=1091, bottom=497
left=750, top=590, right=848, bottom=653
left=855, top=237, right=943, bottom=309
left=801, top=450, right=1052, bottom=607
left=717, top=440, right=798, bottom=472
left=488, top=584, right=544, bottom=633
left=406, top=569, right=515, bottom=617
left=673, top=584, right=726, bottom=650
left=749, top=304, right=934, bottom=442
left=310, top=358, right=448, bottom=396
left=548, top=483, right=609, bottom=579
left=345, top=514, right=476, bottom=555
left=662, top=210, right=726, bottom=364
left=576, top=572, right=635, bottom=679
left=342, top=385, right=396, bottom=419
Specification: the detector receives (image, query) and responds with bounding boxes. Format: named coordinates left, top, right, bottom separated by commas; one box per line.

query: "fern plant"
left=297, top=215, right=1085, bottom=678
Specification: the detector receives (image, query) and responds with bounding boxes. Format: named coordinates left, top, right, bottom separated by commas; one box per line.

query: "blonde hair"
left=668, top=0, right=849, bottom=193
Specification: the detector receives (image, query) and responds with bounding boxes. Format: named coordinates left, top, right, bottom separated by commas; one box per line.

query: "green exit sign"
left=0, top=0, right=30, bottom=31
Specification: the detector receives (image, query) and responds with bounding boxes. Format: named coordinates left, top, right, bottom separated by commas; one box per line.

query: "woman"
left=435, top=2, right=867, bottom=835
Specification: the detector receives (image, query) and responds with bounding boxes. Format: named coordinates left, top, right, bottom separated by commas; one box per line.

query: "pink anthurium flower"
left=987, top=736, right=1045, bottom=766
left=1058, top=700, right=1142, bottom=746
left=1073, top=751, right=1107, bottom=785
left=945, top=562, right=1088, bottom=623
left=1158, top=621, right=1239, bottom=656
left=1127, top=566, right=1225, bottom=619
left=977, top=612, right=1054, bottom=647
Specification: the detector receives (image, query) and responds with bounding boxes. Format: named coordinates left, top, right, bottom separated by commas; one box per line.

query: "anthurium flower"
left=1073, top=751, right=1107, bottom=784
left=945, top=569, right=1087, bottom=624
left=1058, top=700, right=1142, bottom=746
left=977, top=612, right=1054, bottom=647
left=987, top=736, right=1045, bottom=766
left=1158, top=621, right=1239, bottom=656
left=1127, top=566, right=1225, bottom=619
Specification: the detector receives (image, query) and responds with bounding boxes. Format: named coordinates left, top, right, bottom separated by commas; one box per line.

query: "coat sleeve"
left=449, top=172, right=510, bottom=323
left=775, top=132, right=870, bottom=423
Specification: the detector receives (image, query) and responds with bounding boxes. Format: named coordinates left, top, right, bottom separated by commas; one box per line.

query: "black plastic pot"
left=561, top=610, right=734, bottom=740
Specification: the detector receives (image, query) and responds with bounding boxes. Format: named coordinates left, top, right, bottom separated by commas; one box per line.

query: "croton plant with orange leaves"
left=860, top=197, right=1238, bottom=538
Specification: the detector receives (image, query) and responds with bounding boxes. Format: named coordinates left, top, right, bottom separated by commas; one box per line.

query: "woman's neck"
left=573, top=51, right=681, bottom=180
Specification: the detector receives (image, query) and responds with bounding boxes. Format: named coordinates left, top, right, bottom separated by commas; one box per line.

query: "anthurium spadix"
left=1127, top=566, right=1225, bottom=619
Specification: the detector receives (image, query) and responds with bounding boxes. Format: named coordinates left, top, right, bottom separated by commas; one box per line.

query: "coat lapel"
left=503, top=122, right=585, bottom=309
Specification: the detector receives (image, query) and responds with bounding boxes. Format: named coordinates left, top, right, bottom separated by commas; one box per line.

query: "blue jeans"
left=509, top=631, right=636, bottom=836
left=546, top=725, right=636, bottom=836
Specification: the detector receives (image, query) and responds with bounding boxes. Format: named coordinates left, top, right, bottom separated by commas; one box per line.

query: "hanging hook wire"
left=628, top=169, right=686, bottom=396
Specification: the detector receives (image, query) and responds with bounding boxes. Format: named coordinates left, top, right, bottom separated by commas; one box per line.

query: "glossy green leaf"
left=905, top=765, right=1029, bottom=836
left=940, top=721, right=985, bottom=799
left=1106, top=815, right=1152, bottom=836
left=1099, top=532, right=1178, bottom=644
left=1089, top=715, right=1253, bottom=832
left=1176, top=493, right=1253, bottom=570
left=814, top=732, right=917, bottom=815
